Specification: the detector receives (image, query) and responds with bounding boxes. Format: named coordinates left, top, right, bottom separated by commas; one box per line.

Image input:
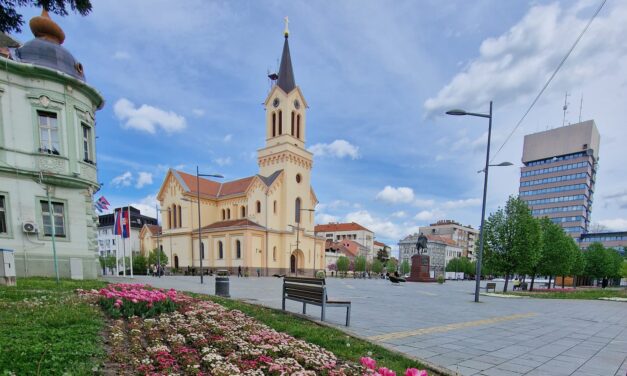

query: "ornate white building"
left=398, top=233, right=462, bottom=277
left=0, top=11, right=104, bottom=279
left=152, top=27, right=324, bottom=275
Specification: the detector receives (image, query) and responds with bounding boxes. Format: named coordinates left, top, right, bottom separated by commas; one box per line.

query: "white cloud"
left=308, top=140, right=360, bottom=159
left=344, top=210, right=418, bottom=240
left=596, top=218, right=627, bottom=232
left=442, top=198, right=482, bottom=209
left=414, top=209, right=445, bottom=222
left=130, top=194, right=159, bottom=220
left=135, top=172, right=153, bottom=189
left=376, top=186, right=415, bottom=204
left=113, top=51, right=130, bottom=60
left=192, top=108, right=205, bottom=117
left=214, top=157, right=232, bottom=166
left=223, top=134, right=233, bottom=143
left=111, top=171, right=132, bottom=187
left=424, top=2, right=627, bottom=116
left=315, top=213, right=340, bottom=224
left=391, top=211, right=407, bottom=218
left=114, top=98, right=187, bottom=134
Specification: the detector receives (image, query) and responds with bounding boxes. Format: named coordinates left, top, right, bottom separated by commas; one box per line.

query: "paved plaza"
left=104, top=275, right=627, bottom=376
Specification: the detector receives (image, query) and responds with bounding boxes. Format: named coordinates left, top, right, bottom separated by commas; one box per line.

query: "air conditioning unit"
left=22, top=222, right=38, bottom=234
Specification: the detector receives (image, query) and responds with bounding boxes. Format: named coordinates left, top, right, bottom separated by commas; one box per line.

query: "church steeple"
left=276, top=17, right=295, bottom=93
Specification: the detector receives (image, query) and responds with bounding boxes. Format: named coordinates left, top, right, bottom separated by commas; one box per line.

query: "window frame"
left=37, top=110, right=61, bottom=155
left=0, top=193, right=10, bottom=237
left=81, top=122, right=94, bottom=164
left=39, top=198, right=68, bottom=239
left=236, top=240, right=241, bottom=259
left=218, top=241, right=224, bottom=259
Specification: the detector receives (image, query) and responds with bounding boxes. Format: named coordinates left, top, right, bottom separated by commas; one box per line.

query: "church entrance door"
left=290, top=254, right=296, bottom=274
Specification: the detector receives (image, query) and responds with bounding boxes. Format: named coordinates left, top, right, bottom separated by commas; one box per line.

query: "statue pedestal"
left=406, top=254, right=436, bottom=282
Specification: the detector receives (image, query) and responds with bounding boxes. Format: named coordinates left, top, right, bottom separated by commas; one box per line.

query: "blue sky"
left=15, top=0, right=627, bottom=252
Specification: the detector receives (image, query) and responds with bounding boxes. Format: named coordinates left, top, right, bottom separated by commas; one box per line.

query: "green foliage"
left=445, top=257, right=474, bottom=275
left=99, top=296, right=177, bottom=319
left=512, top=289, right=627, bottom=300
left=621, top=259, right=627, bottom=278
left=371, top=259, right=383, bottom=274
left=315, top=270, right=325, bottom=279
left=376, top=248, right=389, bottom=262
left=607, top=248, right=623, bottom=279
left=400, top=260, right=411, bottom=275
left=0, top=0, right=93, bottom=33
left=336, top=256, right=349, bottom=276
left=132, top=254, right=148, bottom=275
left=482, top=196, right=541, bottom=290
left=0, top=278, right=106, bottom=374
left=570, top=246, right=586, bottom=278
left=584, top=243, right=613, bottom=278
left=385, top=259, right=397, bottom=274
left=148, top=248, right=169, bottom=267
left=436, top=275, right=445, bottom=284
left=354, top=256, right=366, bottom=272
left=537, top=217, right=575, bottom=278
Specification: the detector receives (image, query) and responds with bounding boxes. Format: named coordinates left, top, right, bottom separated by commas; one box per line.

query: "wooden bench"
left=282, top=277, right=351, bottom=326
left=484, top=282, right=496, bottom=293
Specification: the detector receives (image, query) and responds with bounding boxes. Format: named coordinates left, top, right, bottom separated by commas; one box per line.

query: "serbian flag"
left=114, top=209, right=131, bottom=238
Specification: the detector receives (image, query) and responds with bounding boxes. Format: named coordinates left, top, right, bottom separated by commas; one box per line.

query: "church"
left=153, top=25, right=325, bottom=276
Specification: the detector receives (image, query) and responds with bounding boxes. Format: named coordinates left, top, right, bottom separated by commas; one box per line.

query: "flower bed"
left=80, top=284, right=429, bottom=375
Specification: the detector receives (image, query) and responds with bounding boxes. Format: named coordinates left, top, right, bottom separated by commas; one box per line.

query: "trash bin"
left=215, top=269, right=230, bottom=297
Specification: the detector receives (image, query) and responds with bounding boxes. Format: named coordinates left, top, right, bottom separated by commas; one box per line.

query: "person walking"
left=152, top=264, right=157, bottom=277
left=256, top=268, right=261, bottom=277
left=238, top=265, right=242, bottom=278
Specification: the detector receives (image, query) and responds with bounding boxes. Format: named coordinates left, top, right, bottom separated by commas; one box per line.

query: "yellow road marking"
left=368, top=313, right=537, bottom=342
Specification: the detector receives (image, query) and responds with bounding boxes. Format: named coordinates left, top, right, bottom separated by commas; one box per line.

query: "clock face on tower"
left=272, top=98, right=280, bottom=108
left=294, top=99, right=300, bottom=109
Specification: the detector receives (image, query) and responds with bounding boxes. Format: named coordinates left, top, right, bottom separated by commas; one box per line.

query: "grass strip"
left=195, top=293, right=443, bottom=375
left=509, top=288, right=626, bottom=300
left=0, top=277, right=107, bottom=375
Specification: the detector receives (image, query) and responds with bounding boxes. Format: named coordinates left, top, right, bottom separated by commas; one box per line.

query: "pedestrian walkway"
left=103, top=275, right=627, bottom=376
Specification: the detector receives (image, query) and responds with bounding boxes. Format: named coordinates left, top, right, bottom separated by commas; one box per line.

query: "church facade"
left=155, top=29, right=324, bottom=276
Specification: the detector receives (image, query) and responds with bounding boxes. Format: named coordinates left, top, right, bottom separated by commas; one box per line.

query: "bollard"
left=215, top=269, right=230, bottom=297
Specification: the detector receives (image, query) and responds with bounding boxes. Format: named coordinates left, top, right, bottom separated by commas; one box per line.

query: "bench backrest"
left=486, top=282, right=496, bottom=288
left=283, top=277, right=326, bottom=303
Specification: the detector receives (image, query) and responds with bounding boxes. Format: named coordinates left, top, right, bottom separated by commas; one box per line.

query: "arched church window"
left=167, top=209, right=171, bottom=229
left=218, top=241, right=223, bottom=259
left=241, top=206, right=246, bottom=218
left=297, top=114, right=301, bottom=139
left=272, top=112, right=276, bottom=137
left=256, top=200, right=261, bottom=213
left=236, top=240, right=241, bottom=259
left=291, top=111, right=295, bottom=136
left=273, top=246, right=277, bottom=261
left=273, top=200, right=277, bottom=214
left=295, top=197, right=301, bottom=223
left=278, top=110, right=282, bottom=135
left=227, top=208, right=231, bottom=219
left=172, top=204, right=177, bottom=228
left=222, top=209, right=226, bottom=220
left=178, top=205, right=182, bottom=227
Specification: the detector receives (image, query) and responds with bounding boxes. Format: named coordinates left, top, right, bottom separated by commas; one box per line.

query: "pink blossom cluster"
left=84, top=285, right=429, bottom=375
left=360, top=357, right=428, bottom=376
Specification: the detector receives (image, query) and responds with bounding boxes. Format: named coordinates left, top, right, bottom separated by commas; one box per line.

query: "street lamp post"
left=446, top=101, right=512, bottom=302
left=196, top=166, right=223, bottom=284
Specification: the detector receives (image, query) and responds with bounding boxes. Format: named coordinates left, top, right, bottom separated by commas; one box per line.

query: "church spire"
left=276, top=17, right=296, bottom=93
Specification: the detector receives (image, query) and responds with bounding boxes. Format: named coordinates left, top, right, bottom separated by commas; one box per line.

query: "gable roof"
left=166, top=169, right=282, bottom=199
left=314, top=222, right=373, bottom=233
left=145, top=224, right=161, bottom=235
left=374, top=240, right=387, bottom=247
left=198, top=219, right=265, bottom=232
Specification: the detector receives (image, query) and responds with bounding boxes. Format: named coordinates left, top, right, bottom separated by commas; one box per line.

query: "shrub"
left=436, top=275, right=445, bottom=284
left=316, top=270, right=325, bottom=279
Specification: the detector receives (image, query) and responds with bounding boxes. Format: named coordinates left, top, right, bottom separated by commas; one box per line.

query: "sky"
left=14, top=0, right=627, bottom=255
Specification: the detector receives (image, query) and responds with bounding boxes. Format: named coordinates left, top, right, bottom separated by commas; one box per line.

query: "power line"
left=490, top=0, right=607, bottom=163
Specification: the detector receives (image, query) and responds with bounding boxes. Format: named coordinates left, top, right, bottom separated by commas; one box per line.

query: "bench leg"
left=282, top=296, right=285, bottom=311
left=346, top=305, right=351, bottom=326
left=321, top=307, right=325, bottom=322
left=303, top=302, right=306, bottom=314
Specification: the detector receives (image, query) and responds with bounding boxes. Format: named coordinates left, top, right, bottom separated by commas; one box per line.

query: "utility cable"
left=490, top=0, right=607, bottom=163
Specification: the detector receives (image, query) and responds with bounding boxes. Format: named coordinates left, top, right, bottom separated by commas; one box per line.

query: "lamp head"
left=496, top=162, right=513, bottom=166
left=446, top=109, right=467, bottom=116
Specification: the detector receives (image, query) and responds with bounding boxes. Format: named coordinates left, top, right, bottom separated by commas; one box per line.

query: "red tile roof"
left=145, top=224, right=162, bottom=235
left=176, top=170, right=222, bottom=196
left=426, top=234, right=457, bottom=246
left=199, top=219, right=265, bottom=231
left=374, top=240, right=387, bottom=247
left=314, top=222, right=372, bottom=233
left=171, top=169, right=281, bottom=199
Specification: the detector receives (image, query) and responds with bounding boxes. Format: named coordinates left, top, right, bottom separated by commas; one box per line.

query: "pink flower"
left=378, top=367, right=396, bottom=376
left=131, top=299, right=138, bottom=304
left=360, top=357, right=377, bottom=370
left=405, top=368, right=427, bottom=376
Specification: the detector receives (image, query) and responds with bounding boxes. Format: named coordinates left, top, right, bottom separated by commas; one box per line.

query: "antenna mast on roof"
left=562, top=92, right=570, bottom=126
left=578, top=94, right=583, bottom=123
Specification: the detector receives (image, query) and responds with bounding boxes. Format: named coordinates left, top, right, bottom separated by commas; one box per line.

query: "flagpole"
left=129, top=205, right=134, bottom=279
left=122, top=211, right=126, bottom=276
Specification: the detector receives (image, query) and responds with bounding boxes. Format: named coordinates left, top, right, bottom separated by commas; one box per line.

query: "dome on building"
left=14, top=10, right=85, bottom=81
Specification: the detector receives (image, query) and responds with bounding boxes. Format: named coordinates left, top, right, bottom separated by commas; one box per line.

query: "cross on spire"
left=284, top=16, right=289, bottom=37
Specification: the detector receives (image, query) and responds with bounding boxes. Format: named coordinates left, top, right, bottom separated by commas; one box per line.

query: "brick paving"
left=104, top=275, right=627, bottom=376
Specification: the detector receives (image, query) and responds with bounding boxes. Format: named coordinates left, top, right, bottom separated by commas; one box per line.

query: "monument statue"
left=416, top=233, right=428, bottom=253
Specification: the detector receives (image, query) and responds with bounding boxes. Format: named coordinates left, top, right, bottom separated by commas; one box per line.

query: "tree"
left=607, top=249, right=623, bottom=280
left=354, top=256, right=366, bottom=274
left=570, top=246, right=586, bottom=288
left=376, top=248, right=389, bottom=262
left=482, top=196, right=541, bottom=292
left=132, top=254, right=148, bottom=275
left=0, top=0, right=92, bottom=34
left=372, top=259, right=383, bottom=274
left=446, top=257, right=473, bottom=275
left=530, top=218, right=573, bottom=290
left=148, top=248, right=168, bottom=267
left=400, top=260, right=410, bottom=275
left=584, top=242, right=609, bottom=279
left=336, top=256, right=349, bottom=277
left=385, top=259, right=397, bottom=274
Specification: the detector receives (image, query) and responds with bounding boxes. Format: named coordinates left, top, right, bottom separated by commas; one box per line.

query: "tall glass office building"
left=519, top=120, right=600, bottom=238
